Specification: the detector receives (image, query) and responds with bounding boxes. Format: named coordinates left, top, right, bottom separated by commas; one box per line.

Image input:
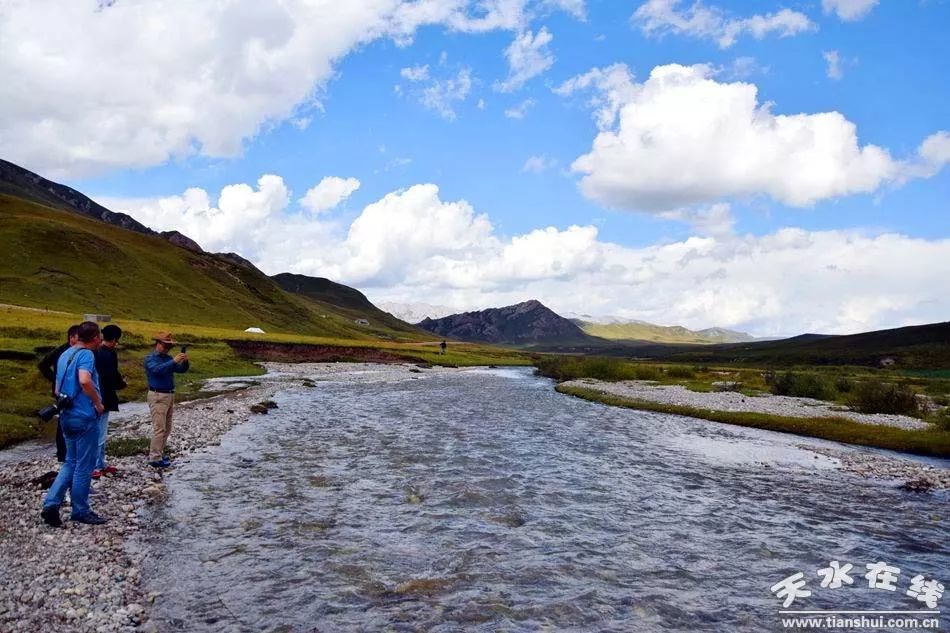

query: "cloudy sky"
left=2, top=0, right=948, bottom=336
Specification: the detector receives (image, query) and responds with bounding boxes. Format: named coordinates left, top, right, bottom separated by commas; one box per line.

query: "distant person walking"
left=144, top=331, right=189, bottom=468
left=37, top=324, right=81, bottom=462
left=440, top=340, right=447, bottom=355
left=93, top=324, right=126, bottom=478
left=40, top=321, right=108, bottom=527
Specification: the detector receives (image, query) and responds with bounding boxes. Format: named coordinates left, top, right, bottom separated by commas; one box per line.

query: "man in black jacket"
left=94, top=325, right=126, bottom=477
left=37, top=324, right=81, bottom=462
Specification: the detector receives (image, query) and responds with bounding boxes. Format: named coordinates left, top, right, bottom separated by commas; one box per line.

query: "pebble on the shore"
left=0, top=362, right=452, bottom=633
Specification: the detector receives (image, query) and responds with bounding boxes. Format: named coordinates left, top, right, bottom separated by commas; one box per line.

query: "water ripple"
left=140, top=367, right=949, bottom=632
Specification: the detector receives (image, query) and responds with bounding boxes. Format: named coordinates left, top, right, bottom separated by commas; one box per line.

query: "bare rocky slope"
left=417, top=300, right=596, bottom=346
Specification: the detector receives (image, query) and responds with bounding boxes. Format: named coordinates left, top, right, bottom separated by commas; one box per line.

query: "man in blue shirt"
left=145, top=331, right=189, bottom=468
left=41, top=321, right=108, bottom=527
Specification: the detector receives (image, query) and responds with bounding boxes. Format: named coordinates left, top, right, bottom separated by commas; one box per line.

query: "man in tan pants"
left=144, top=331, right=189, bottom=468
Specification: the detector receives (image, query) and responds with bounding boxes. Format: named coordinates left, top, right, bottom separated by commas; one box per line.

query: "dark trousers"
left=55, top=418, right=67, bottom=462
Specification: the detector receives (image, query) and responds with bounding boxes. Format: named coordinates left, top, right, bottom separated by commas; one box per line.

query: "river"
left=139, top=367, right=948, bottom=632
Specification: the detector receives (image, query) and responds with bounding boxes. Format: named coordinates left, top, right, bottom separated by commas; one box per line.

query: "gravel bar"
left=561, top=378, right=949, bottom=489
left=0, top=363, right=449, bottom=633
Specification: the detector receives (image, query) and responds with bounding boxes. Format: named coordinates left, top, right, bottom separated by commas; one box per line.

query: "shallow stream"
left=140, top=367, right=948, bottom=631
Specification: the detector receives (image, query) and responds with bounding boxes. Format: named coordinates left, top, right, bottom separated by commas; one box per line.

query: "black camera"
left=37, top=393, right=73, bottom=422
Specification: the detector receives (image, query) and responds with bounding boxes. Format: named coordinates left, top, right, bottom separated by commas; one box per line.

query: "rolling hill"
left=574, top=319, right=755, bottom=344
left=0, top=161, right=426, bottom=341
left=272, top=273, right=420, bottom=336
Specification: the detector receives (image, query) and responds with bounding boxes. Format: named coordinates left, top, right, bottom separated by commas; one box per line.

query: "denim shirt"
left=56, top=347, right=100, bottom=421
left=144, top=351, right=189, bottom=392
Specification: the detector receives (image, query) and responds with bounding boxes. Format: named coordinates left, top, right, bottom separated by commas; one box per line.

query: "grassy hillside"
left=577, top=321, right=752, bottom=344
left=272, top=272, right=422, bottom=338
left=0, top=194, right=423, bottom=341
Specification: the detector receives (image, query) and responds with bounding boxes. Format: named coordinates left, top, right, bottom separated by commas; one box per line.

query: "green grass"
left=106, top=436, right=150, bottom=458
left=558, top=384, right=950, bottom=458
left=578, top=321, right=749, bottom=344
left=0, top=304, right=530, bottom=448
left=0, top=412, right=40, bottom=447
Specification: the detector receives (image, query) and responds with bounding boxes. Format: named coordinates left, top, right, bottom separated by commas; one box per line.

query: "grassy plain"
left=0, top=305, right=530, bottom=447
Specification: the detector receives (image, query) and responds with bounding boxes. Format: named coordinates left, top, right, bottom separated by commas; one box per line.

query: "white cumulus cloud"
left=558, top=63, right=948, bottom=211
left=632, top=0, right=816, bottom=48
left=100, top=176, right=950, bottom=336
left=822, top=0, right=879, bottom=21
left=0, top=0, right=583, bottom=178
left=300, top=176, right=361, bottom=214
left=495, top=27, right=556, bottom=92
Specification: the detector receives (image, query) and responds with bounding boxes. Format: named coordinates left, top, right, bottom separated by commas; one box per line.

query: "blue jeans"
left=43, top=413, right=99, bottom=518
left=96, top=412, right=110, bottom=470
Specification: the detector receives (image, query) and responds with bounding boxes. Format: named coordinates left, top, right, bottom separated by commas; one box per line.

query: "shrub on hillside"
left=582, top=358, right=638, bottom=381
left=633, top=366, right=663, bottom=381
left=849, top=381, right=919, bottom=416
left=768, top=371, right=835, bottom=401
left=533, top=356, right=639, bottom=382
left=712, top=381, right=743, bottom=392
left=933, top=408, right=950, bottom=431
left=933, top=394, right=950, bottom=407
left=834, top=377, right=853, bottom=393
left=665, top=366, right=696, bottom=379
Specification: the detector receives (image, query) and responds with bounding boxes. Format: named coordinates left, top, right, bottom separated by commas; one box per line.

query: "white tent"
left=244, top=327, right=266, bottom=334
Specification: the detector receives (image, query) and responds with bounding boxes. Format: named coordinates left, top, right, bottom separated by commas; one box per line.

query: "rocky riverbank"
left=0, top=362, right=448, bottom=633
left=561, top=379, right=930, bottom=430
left=1, top=365, right=945, bottom=632
left=560, top=378, right=950, bottom=489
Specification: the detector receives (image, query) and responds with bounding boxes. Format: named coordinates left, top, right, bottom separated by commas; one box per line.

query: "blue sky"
left=2, top=0, right=948, bottom=335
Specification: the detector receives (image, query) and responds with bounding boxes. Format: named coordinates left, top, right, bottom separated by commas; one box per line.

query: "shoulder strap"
left=54, top=348, right=83, bottom=397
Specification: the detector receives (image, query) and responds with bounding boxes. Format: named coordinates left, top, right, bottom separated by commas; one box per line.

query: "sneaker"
left=103, top=466, right=118, bottom=475
left=41, top=505, right=62, bottom=528
left=71, top=512, right=108, bottom=525
left=148, top=458, right=170, bottom=468
left=91, top=469, right=103, bottom=479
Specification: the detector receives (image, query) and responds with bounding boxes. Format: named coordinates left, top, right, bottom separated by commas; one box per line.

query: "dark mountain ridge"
left=0, top=158, right=155, bottom=235
left=272, top=273, right=420, bottom=334
left=418, top=300, right=595, bottom=345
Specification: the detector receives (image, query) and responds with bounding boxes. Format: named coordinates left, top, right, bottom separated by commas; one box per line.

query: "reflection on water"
left=140, top=367, right=948, bottom=632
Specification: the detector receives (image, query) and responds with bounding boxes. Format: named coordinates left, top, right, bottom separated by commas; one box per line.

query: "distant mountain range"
left=417, top=300, right=594, bottom=346
left=378, top=301, right=459, bottom=324
left=388, top=302, right=756, bottom=345
left=572, top=319, right=756, bottom=345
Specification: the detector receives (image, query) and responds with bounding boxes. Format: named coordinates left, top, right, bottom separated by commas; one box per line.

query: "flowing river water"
left=138, top=367, right=948, bottom=632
